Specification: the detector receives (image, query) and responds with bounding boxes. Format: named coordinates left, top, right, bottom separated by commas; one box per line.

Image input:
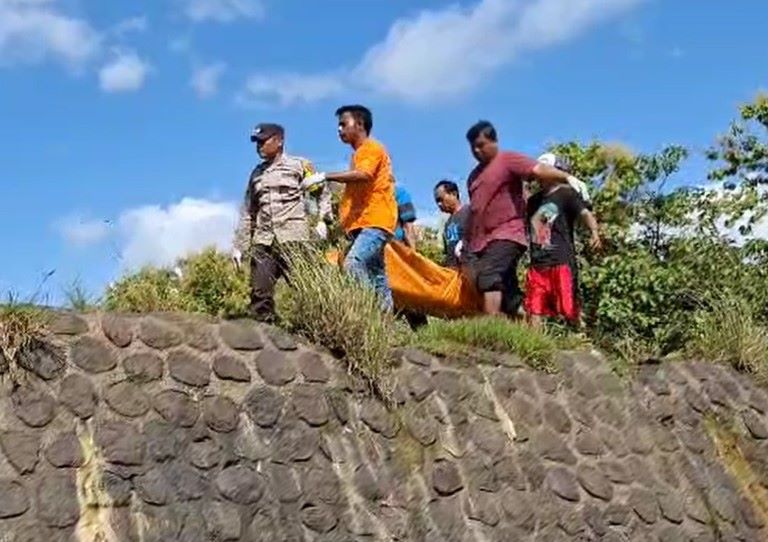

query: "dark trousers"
left=249, top=242, right=302, bottom=322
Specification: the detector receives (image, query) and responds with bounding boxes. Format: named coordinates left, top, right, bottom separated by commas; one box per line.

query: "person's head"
left=250, top=123, right=284, bottom=161
left=434, top=179, right=461, bottom=214
left=336, top=105, right=372, bottom=146
left=537, top=152, right=572, bottom=174
left=536, top=152, right=573, bottom=190
left=466, top=120, right=498, bottom=164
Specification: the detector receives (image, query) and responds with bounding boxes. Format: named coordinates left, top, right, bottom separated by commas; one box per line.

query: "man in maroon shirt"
left=462, top=120, right=577, bottom=317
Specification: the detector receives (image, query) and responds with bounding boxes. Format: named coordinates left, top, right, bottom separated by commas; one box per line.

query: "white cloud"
left=238, top=0, right=645, bottom=106
left=181, top=0, right=264, bottom=23
left=117, top=198, right=238, bottom=269
left=237, top=72, right=345, bottom=107
left=57, top=197, right=239, bottom=269
left=110, top=16, right=148, bottom=37
left=358, top=0, right=645, bottom=102
left=0, top=0, right=101, bottom=68
left=191, top=62, right=226, bottom=98
left=355, top=0, right=517, bottom=102
left=99, top=50, right=150, bottom=93
left=57, top=215, right=111, bottom=246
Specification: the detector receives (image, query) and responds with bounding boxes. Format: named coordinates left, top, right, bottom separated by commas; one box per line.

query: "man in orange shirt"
left=303, top=105, right=397, bottom=310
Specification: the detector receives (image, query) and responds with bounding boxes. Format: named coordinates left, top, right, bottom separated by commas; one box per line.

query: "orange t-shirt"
left=338, top=138, right=397, bottom=234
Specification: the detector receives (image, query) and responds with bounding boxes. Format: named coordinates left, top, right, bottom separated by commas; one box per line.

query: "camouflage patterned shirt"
left=234, top=153, right=332, bottom=255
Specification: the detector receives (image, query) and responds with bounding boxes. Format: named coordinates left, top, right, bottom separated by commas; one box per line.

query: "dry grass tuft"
left=0, top=300, right=52, bottom=383
left=276, top=246, right=407, bottom=397
left=689, top=294, right=768, bottom=380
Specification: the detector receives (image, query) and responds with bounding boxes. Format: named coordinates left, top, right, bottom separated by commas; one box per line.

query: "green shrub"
left=178, top=249, right=249, bottom=316
left=105, top=267, right=187, bottom=313
left=104, top=247, right=249, bottom=317
left=413, top=317, right=558, bottom=372
left=277, top=246, right=406, bottom=395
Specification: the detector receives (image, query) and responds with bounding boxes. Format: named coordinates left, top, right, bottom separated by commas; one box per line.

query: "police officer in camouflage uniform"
left=233, top=123, right=331, bottom=322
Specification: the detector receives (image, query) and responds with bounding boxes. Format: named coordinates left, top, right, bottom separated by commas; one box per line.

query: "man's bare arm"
left=325, top=170, right=372, bottom=184
left=580, top=209, right=602, bottom=250
left=532, top=163, right=570, bottom=184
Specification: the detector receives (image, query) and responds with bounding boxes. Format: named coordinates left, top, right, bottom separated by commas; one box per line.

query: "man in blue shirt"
left=394, top=184, right=417, bottom=249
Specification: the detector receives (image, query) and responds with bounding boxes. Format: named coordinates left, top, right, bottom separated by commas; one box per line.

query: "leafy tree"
left=544, top=95, right=768, bottom=358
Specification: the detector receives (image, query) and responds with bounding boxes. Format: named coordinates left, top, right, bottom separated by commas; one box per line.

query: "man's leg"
left=501, top=242, right=527, bottom=319
left=475, top=241, right=516, bottom=317
left=483, top=291, right=504, bottom=316
left=554, top=263, right=580, bottom=325
left=524, top=266, right=550, bottom=330
left=343, top=228, right=392, bottom=310
left=249, top=244, right=281, bottom=322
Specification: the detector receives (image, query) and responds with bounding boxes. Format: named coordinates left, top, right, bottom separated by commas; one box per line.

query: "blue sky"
left=1, top=0, right=767, bottom=304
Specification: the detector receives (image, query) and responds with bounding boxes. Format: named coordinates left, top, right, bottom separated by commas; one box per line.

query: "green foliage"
left=413, top=317, right=558, bottom=372
left=416, top=225, right=445, bottom=265
left=177, top=249, right=249, bottom=316
left=707, top=93, right=768, bottom=186
left=104, top=247, right=249, bottom=317
left=548, top=95, right=768, bottom=370
left=104, top=267, right=188, bottom=313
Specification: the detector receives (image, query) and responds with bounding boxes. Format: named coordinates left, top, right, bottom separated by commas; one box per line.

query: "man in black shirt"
left=434, top=179, right=470, bottom=267
left=524, top=172, right=601, bottom=328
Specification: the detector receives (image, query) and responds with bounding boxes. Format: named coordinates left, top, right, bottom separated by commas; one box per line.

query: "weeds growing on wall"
left=276, top=246, right=407, bottom=396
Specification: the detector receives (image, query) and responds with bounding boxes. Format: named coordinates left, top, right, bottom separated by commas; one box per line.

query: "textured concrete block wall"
left=0, top=311, right=767, bottom=541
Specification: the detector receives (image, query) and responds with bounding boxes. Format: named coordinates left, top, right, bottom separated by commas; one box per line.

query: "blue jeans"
left=344, top=228, right=393, bottom=311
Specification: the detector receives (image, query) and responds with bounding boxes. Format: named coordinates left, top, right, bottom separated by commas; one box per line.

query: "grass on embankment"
left=688, top=295, right=768, bottom=382
left=412, top=316, right=581, bottom=373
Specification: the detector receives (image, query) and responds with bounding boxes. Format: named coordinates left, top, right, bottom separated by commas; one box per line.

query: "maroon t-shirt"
left=466, top=151, right=538, bottom=253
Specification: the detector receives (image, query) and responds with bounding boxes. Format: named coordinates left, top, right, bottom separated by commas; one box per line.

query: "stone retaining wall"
left=0, top=311, right=767, bottom=541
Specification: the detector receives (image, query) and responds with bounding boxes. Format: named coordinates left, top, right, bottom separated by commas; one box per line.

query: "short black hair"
left=466, top=120, right=497, bottom=143
left=434, top=179, right=460, bottom=197
left=336, top=104, right=373, bottom=135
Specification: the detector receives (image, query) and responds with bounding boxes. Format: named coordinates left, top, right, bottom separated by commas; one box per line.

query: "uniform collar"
left=259, top=152, right=287, bottom=169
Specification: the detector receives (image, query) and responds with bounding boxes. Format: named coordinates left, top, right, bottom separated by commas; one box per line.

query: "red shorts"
left=524, top=264, right=579, bottom=321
